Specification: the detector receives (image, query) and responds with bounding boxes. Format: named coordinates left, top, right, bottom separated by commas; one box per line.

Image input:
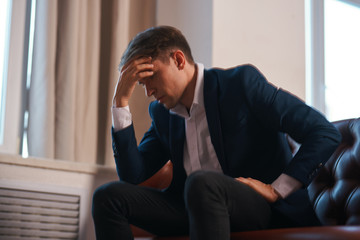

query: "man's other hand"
left=236, top=177, right=280, bottom=203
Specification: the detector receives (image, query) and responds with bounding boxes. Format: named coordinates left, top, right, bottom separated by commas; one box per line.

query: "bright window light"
left=0, top=0, right=12, bottom=144
left=22, top=0, right=37, bottom=158
left=324, top=0, right=360, bottom=121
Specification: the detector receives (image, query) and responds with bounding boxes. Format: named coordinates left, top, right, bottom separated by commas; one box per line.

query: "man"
left=92, top=26, right=341, bottom=240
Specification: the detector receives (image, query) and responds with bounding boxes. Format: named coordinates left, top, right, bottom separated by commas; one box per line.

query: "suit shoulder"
left=207, top=64, right=265, bottom=80
left=206, top=64, right=266, bottom=85
left=208, top=64, right=259, bottom=73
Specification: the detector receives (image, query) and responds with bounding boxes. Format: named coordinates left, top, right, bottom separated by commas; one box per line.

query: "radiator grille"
left=0, top=187, right=80, bottom=240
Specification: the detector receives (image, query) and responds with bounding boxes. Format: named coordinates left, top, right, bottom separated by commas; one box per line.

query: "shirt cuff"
left=271, top=173, right=303, bottom=199
left=111, top=106, right=132, bottom=132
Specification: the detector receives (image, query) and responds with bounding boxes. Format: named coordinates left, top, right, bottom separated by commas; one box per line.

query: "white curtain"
left=28, top=0, right=155, bottom=165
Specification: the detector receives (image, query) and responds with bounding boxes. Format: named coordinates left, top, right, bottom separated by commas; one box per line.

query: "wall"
left=156, top=0, right=306, bottom=100
left=212, top=0, right=306, bottom=100
left=157, top=0, right=213, bottom=68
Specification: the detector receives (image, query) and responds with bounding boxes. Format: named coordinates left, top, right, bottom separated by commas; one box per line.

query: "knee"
left=184, top=171, right=222, bottom=210
left=92, top=184, right=108, bottom=210
left=92, top=183, right=111, bottom=219
left=185, top=171, right=215, bottom=193
left=92, top=181, right=127, bottom=219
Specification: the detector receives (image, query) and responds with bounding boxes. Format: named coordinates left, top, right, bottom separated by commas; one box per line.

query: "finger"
left=135, top=63, right=154, bottom=75
left=138, top=70, right=154, bottom=79
left=118, top=67, right=153, bottom=90
left=236, top=177, right=252, bottom=186
left=237, top=177, right=255, bottom=183
left=133, top=56, right=152, bottom=65
left=122, top=63, right=154, bottom=83
left=121, top=62, right=153, bottom=77
left=122, top=57, right=152, bottom=72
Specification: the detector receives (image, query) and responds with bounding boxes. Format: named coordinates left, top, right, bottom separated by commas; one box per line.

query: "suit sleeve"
left=240, top=65, right=341, bottom=186
left=111, top=104, right=171, bottom=184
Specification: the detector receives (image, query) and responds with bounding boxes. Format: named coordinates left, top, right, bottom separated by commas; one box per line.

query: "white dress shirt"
left=111, top=63, right=302, bottom=199
left=170, top=63, right=222, bottom=175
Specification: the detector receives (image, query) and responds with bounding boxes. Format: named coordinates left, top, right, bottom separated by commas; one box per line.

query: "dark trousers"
left=92, top=171, right=272, bottom=240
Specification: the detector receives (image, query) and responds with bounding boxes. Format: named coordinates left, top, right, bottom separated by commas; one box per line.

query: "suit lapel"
left=203, top=70, right=228, bottom=173
left=169, top=113, right=185, bottom=166
left=169, top=113, right=188, bottom=189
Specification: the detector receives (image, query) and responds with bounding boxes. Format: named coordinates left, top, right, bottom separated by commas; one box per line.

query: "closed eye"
left=137, top=81, right=146, bottom=87
left=138, top=72, right=155, bottom=87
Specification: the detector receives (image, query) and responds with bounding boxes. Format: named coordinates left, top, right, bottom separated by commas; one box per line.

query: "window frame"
left=305, top=0, right=325, bottom=112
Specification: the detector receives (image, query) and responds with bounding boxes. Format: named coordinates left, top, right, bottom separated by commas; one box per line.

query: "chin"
left=162, top=103, right=171, bottom=109
left=159, top=102, right=173, bottom=109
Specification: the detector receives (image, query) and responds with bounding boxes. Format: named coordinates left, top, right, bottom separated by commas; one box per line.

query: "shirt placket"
left=186, top=109, right=201, bottom=173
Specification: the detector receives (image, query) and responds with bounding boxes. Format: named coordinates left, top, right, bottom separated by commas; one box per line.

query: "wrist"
left=113, top=97, right=128, bottom=108
left=272, top=187, right=282, bottom=201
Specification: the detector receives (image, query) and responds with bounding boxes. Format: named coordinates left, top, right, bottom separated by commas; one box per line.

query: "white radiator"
left=0, top=186, right=80, bottom=240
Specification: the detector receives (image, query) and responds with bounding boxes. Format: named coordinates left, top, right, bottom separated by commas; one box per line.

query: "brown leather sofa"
left=132, top=118, right=360, bottom=239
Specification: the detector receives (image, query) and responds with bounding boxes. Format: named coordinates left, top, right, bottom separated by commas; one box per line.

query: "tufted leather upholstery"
left=308, top=118, right=360, bottom=225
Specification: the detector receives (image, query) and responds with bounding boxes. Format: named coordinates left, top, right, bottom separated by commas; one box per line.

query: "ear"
left=172, top=50, right=186, bottom=70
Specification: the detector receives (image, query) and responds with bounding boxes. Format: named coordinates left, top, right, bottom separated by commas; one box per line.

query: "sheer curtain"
left=28, top=0, right=155, bottom=165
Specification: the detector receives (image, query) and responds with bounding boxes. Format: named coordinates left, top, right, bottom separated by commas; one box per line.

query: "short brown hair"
left=119, top=26, right=194, bottom=68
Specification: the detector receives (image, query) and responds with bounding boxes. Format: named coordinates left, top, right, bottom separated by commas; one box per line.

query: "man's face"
left=139, top=57, right=187, bottom=109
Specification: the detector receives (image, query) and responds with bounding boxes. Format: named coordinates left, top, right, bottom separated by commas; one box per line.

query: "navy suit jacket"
left=112, top=65, right=341, bottom=226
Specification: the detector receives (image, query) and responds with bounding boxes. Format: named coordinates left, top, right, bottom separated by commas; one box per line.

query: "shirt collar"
left=170, top=63, right=205, bottom=118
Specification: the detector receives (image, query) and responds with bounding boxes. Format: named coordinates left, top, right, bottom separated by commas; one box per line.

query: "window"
left=0, top=0, right=12, bottom=144
left=306, top=0, right=360, bottom=121
left=0, top=0, right=29, bottom=154
left=324, top=0, right=360, bottom=121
